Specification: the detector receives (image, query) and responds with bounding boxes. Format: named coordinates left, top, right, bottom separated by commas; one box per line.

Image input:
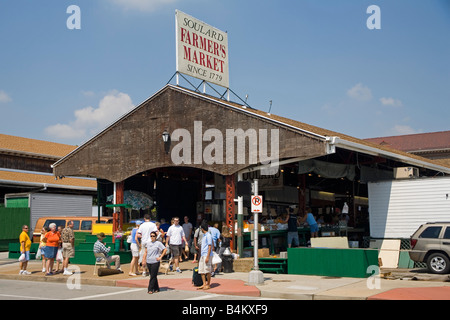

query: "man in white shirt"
left=137, top=214, right=158, bottom=276
left=166, top=216, right=187, bottom=273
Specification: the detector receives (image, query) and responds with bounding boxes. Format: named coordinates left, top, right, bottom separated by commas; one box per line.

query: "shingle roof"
left=0, top=133, right=76, bottom=158
left=364, top=131, right=450, bottom=152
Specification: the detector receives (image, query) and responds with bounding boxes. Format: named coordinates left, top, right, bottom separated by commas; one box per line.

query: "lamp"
left=162, top=130, right=170, bottom=143
left=162, top=129, right=170, bottom=154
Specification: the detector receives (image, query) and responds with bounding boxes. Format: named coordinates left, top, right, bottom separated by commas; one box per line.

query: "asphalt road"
left=0, top=279, right=276, bottom=301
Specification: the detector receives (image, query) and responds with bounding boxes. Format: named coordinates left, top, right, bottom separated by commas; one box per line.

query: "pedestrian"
left=215, top=225, right=232, bottom=274
left=93, top=232, right=123, bottom=273
left=192, top=225, right=204, bottom=264
left=137, top=214, right=158, bottom=276
left=197, top=220, right=213, bottom=290
left=39, top=226, right=48, bottom=273
left=300, top=207, right=319, bottom=238
left=43, top=223, right=61, bottom=276
left=60, top=221, right=75, bottom=275
left=208, top=223, right=221, bottom=276
left=284, top=207, right=300, bottom=248
left=55, top=225, right=64, bottom=273
left=166, top=216, right=188, bottom=273
left=129, top=220, right=142, bottom=276
left=19, top=225, right=31, bottom=275
left=142, top=231, right=167, bottom=294
left=182, top=216, right=193, bottom=261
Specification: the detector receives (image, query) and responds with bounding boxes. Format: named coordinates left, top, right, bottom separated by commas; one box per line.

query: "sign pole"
left=249, top=179, right=264, bottom=285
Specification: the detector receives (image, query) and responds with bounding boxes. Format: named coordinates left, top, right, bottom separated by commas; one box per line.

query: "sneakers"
left=63, top=270, right=73, bottom=276
left=19, top=270, right=31, bottom=275
left=176, top=267, right=182, bottom=273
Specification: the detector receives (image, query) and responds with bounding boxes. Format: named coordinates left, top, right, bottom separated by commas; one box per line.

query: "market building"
left=52, top=84, right=450, bottom=254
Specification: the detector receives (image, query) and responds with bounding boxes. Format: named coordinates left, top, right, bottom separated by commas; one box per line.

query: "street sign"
left=251, top=195, right=263, bottom=213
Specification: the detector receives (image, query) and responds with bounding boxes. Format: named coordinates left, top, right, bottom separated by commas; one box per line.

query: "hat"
left=97, top=232, right=106, bottom=240
left=135, top=220, right=143, bottom=225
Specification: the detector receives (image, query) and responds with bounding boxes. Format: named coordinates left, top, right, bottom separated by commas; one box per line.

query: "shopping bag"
left=56, top=248, right=63, bottom=262
left=212, top=252, right=222, bottom=265
left=18, top=253, right=26, bottom=262
left=36, top=248, right=42, bottom=260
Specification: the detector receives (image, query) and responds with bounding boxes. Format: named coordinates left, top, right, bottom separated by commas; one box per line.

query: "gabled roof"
left=53, top=85, right=450, bottom=180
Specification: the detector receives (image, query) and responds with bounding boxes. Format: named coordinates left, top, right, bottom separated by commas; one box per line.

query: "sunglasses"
left=150, top=235, right=156, bottom=237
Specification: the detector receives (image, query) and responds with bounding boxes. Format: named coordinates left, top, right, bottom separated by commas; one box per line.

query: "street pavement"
left=1, top=252, right=450, bottom=300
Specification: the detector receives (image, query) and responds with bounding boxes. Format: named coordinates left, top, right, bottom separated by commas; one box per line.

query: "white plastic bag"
left=36, top=248, right=42, bottom=260
left=18, top=253, right=26, bottom=262
left=56, top=248, right=63, bottom=262
left=212, top=252, right=222, bottom=265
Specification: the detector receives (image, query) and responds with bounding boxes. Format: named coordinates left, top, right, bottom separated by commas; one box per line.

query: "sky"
left=0, top=0, right=449, bottom=146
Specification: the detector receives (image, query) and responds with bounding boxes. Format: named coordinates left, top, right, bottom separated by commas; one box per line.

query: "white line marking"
left=0, top=294, right=57, bottom=300
left=68, top=288, right=144, bottom=300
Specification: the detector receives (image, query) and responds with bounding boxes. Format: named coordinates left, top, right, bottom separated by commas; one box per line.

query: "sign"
left=175, top=10, right=229, bottom=88
left=251, top=195, right=263, bottom=213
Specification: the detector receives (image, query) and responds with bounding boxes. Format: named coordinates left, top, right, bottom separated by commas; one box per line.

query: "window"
left=444, top=227, right=450, bottom=240
left=81, top=220, right=92, bottom=231
left=72, top=220, right=80, bottom=230
left=44, top=220, right=66, bottom=229
left=419, top=226, right=442, bottom=239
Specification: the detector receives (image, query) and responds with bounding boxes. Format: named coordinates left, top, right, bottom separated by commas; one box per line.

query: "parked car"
left=409, top=222, right=450, bottom=274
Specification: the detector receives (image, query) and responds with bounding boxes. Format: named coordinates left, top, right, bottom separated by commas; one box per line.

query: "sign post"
left=249, top=179, right=264, bottom=284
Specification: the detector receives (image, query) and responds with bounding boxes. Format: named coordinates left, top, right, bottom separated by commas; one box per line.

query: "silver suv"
left=409, top=222, right=450, bottom=274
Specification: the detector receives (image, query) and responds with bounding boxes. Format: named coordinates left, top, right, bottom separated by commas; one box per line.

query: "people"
left=166, top=216, right=188, bottom=273
left=284, top=207, right=300, bottom=248
left=93, top=232, right=123, bottom=273
left=129, top=220, right=142, bottom=276
left=197, top=220, right=213, bottom=290
left=142, top=231, right=167, bottom=294
left=192, top=225, right=204, bottom=264
left=208, top=223, right=221, bottom=276
left=182, top=216, right=193, bottom=261
left=60, top=220, right=75, bottom=275
left=137, top=214, right=158, bottom=276
left=301, top=207, right=319, bottom=238
left=43, top=223, right=61, bottom=276
left=215, top=225, right=232, bottom=274
left=19, top=225, right=32, bottom=275
left=39, top=227, right=48, bottom=273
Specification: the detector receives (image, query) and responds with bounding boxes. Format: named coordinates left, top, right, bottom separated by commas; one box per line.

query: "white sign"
left=175, top=10, right=229, bottom=88
left=251, top=195, right=263, bottom=213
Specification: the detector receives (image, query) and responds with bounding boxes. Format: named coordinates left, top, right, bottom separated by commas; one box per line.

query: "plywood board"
left=311, top=237, right=349, bottom=249
left=369, top=239, right=400, bottom=268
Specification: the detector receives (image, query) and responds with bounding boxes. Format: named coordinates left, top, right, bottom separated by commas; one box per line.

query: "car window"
left=444, top=227, right=450, bottom=239
left=72, top=220, right=80, bottom=230
left=81, top=220, right=92, bottom=231
left=43, top=220, right=66, bottom=229
left=419, top=226, right=442, bottom=239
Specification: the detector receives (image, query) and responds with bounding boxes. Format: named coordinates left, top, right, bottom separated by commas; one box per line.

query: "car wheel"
left=426, top=253, right=450, bottom=274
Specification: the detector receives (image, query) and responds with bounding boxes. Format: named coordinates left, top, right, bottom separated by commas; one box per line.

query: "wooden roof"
left=53, top=85, right=450, bottom=182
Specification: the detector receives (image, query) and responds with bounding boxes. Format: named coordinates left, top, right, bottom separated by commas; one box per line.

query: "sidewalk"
left=1, top=253, right=450, bottom=300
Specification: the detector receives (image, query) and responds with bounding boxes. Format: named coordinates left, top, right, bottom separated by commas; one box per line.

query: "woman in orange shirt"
left=43, top=223, right=61, bottom=276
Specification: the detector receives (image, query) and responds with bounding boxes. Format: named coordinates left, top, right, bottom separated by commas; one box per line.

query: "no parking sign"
left=251, top=195, right=263, bottom=213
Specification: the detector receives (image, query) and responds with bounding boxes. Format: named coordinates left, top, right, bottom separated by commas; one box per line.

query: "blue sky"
left=0, top=0, right=449, bottom=146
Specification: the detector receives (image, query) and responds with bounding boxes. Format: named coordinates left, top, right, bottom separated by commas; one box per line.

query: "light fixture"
left=162, top=130, right=170, bottom=143
left=162, top=129, right=171, bottom=154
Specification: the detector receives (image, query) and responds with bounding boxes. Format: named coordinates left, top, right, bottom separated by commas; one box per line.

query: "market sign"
left=175, top=10, right=229, bottom=88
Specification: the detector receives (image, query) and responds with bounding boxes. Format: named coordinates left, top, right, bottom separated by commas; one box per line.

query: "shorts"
left=131, top=243, right=140, bottom=257
left=62, top=242, right=75, bottom=258
left=287, top=231, right=299, bottom=247
left=20, top=251, right=30, bottom=261
left=310, top=223, right=319, bottom=233
left=45, top=246, right=58, bottom=259
left=198, top=255, right=212, bottom=274
left=169, top=244, right=182, bottom=257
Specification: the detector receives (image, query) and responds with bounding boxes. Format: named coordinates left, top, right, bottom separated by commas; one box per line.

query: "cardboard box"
left=258, top=248, right=270, bottom=258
